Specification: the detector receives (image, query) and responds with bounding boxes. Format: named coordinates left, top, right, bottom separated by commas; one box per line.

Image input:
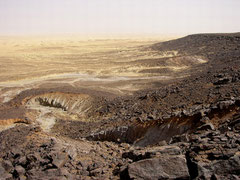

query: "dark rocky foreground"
left=0, top=33, right=240, bottom=179
left=0, top=112, right=240, bottom=179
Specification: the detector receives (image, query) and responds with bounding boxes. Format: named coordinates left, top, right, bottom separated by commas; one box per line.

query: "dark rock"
left=214, top=77, right=232, bottom=85
left=26, top=153, right=38, bottom=163
left=89, top=168, right=102, bottom=176
left=200, top=116, right=210, bottom=124
left=78, top=159, right=92, bottom=170
left=45, top=168, right=60, bottom=176
left=170, top=134, right=189, bottom=144
left=119, top=165, right=130, bottom=180
left=148, top=146, right=181, bottom=156
left=52, top=152, right=68, bottom=168
left=127, top=155, right=189, bottom=180
left=59, top=168, right=72, bottom=178
left=122, top=150, right=147, bottom=162
left=192, top=150, right=240, bottom=179
left=0, top=163, right=12, bottom=179
left=195, top=162, right=213, bottom=179
left=1, top=160, right=14, bottom=173
left=218, top=100, right=235, bottom=109
left=18, top=156, right=27, bottom=166
left=0, top=163, right=6, bottom=174
left=232, top=175, right=240, bottom=180
left=197, top=123, right=215, bottom=131
left=0, top=164, right=12, bottom=179
left=15, top=165, right=26, bottom=176
left=122, top=145, right=181, bottom=162
left=157, top=140, right=168, bottom=146
left=229, top=118, right=240, bottom=127
left=66, top=147, right=77, bottom=160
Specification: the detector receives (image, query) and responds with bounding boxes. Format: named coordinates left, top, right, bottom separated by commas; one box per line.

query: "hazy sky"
left=0, top=0, right=240, bottom=36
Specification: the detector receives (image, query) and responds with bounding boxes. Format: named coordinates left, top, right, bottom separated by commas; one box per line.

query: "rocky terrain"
left=0, top=33, right=240, bottom=179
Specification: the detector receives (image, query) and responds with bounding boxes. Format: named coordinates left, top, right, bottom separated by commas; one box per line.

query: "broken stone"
left=127, top=155, right=189, bottom=180
left=15, top=165, right=26, bottom=176
left=213, top=77, right=232, bottom=85
left=52, top=152, right=68, bottom=168
left=197, top=123, right=215, bottom=131
left=170, top=134, right=189, bottom=144
left=1, top=160, right=14, bottom=173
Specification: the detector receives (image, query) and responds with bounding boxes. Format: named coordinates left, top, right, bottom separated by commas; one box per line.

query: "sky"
left=0, top=0, right=240, bottom=36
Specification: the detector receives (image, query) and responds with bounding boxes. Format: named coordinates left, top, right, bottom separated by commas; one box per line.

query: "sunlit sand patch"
left=25, top=92, right=94, bottom=132
left=196, top=58, right=208, bottom=63
left=0, top=124, right=16, bottom=132
left=0, top=118, right=28, bottom=132
left=0, top=88, right=30, bottom=103
left=0, top=37, right=177, bottom=84
left=0, top=72, right=172, bottom=88
left=37, top=115, right=56, bottom=133
left=27, top=105, right=57, bottom=132
left=111, top=65, right=189, bottom=74
left=0, top=38, right=206, bottom=108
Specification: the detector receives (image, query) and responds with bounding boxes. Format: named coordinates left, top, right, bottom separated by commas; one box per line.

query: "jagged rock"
left=52, top=152, right=68, bottom=168
left=1, top=160, right=14, bottom=173
left=197, top=123, right=215, bottom=131
left=66, top=147, right=77, bottom=160
left=148, top=146, right=181, bottom=156
left=218, top=100, right=235, bottom=109
left=126, top=155, right=189, bottom=180
left=157, top=140, right=168, bottom=146
left=15, top=165, right=26, bottom=176
left=59, top=168, right=72, bottom=178
left=229, top=118, right=240, bottom=127
left=214, top=77, right=232, bottom=85
left=18, top=156, right=27, bottom=166
left=0, top=163, right=6, bottom=174
left=78, top=159, right=93, bottom=170
left=89, top=168, right=102, bottom=176
left=194, top=154, right=240, bottom=179
left=122, top=145, right=181, bottom=162
left=200, top=116, right=210, bottom=124
left=0, top=163, right=12, bottom=179
left=170, top=134, right=189, bottom=144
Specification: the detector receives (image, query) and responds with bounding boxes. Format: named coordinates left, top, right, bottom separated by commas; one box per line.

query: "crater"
left=86, top=99, right=240, bottom=147
left=25, top=92, right=94, bottom=132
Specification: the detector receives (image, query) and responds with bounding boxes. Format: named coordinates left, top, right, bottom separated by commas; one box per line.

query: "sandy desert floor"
left=0, top=36, right=209, bottom=132
left=0, top=36, right=176, bottom=81
left=0, top=36, right=178, bottom=130
left=0, top=35, right=207, bottom=102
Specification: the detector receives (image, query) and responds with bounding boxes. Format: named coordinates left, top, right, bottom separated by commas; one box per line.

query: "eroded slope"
left=0, top=33, right=240, bottom=179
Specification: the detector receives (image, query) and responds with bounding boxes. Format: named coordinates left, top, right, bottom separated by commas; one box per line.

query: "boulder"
left=127, top=155, right=189, bottom=180
left=1, top=160, right=14, bottom=173
left=122, top=145, right=181, bottom=162
left=195, top=154, right=240, bottom=179
left=170, top=134, right=189, bottom=144
left=15, top=165, right=26, bottom=176
left=213, top=77, right=232, bottom=85
left=0, top=163, right=12, bottom=179
left=52, top=152, right=68, bottom=168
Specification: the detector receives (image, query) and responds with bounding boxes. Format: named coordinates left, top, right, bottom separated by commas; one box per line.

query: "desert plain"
left=0, top=33, right=240, bottom=179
